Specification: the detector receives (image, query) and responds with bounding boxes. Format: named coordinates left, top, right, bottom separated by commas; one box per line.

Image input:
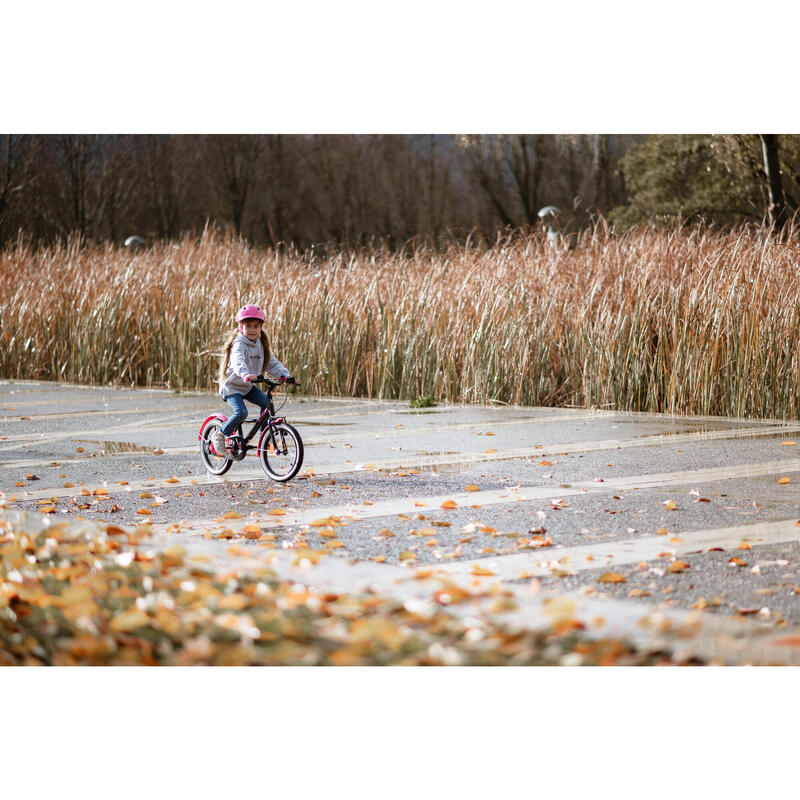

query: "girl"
left=211, top=303, right=296, bottom=455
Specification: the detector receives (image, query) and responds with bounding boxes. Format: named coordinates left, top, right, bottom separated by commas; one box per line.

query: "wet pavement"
left=2, top=378, right=800, bottom=664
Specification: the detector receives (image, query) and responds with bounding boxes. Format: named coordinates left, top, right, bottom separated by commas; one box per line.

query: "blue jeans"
left=220, top=386, right=268, bottom=436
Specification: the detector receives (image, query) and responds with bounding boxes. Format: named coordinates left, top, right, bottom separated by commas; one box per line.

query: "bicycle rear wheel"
left=259, top=422, right=303, bottom=482
left=200, top=420, right=233, bottom=475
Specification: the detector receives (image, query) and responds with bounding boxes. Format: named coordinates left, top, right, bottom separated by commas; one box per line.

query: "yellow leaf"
left=136, top=508, right=151, bottom=515
left=737, top=542, right=752, bottom=550
left=729, top=557, right=747, bottom=567
left=139, top=491, right=153, bottom=499
left=165, top=477, right=180, bottom=484
left=777, top=476, right=791, bottom=485
left=485, top=432, right=496, bottom=436
left=318, top=528, right=337, bottom=538
left=668, top=560, right=689, bottom=573
left=310, top=518, right=331, bottom=526
left=378, top=529, right=395, bottom=538
left=220, top=511, right=242, bottom=519
left=63, top=482, right=75, bottom=488
left=663, top=500, right=677, bottom=511
left=398, top=550, right=416, bottom=561
left=598, top=572, right=626, bottom=583
left=464, top=484, right=480, bottom=492
left=656, top=527, right=669, bottom=535
left=484, top=448, right=496, bottom=454
left=471, top=565, right=496, bottom=576
left=538, top=460, right=553, bottom=467
left=781, top=441, right=796, bottom=446
left=324, top=540, right=344, bottom=549
left=75, top=447, right=84, bottom=453
left=441, top=499, right=457, bottom=509
left=110, top=609, right=149, bottom=632
left=267, top=508, right=286, bottom=516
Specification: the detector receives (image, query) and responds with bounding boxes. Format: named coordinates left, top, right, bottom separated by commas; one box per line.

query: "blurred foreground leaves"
left=0, top=512, right=695, bottom=666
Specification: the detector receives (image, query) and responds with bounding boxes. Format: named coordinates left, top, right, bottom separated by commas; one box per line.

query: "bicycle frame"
left=198, top=380, right=289, bottom=461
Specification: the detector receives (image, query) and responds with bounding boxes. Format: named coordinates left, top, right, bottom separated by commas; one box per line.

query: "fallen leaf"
left=777, top=476, right=791, bottom=485
left=737, top=542, right=752, bottom=550
left=663, top=500, right=678, bottom=511
left=781, top=441, right=796, bottom=446
left=656, top=527, right=669, bottom=535
left=667, top=561, right=689, bottom=573
left=484, top=449, right=496, bottom=454
left=471, top=565, right=496, bottom=576
left=136, top=508, right=151, bottom=515
left=464, top=484, right=480, bottom=492
left=440, top=499, right=457, bottom=509
left=729, top=557, right=747, bottom=567
left=538, top=460, right=553, bottom=467
left=267, top=509, right=286, bottom=516
left=773, top=636, right=800, bottom=646
left=109, top=609, right=150, bottom=632
left=597, top=572, right=626, bottom=583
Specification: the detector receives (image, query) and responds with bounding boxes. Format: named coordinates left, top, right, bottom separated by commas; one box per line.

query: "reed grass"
left=2, top=223, right=800, bottom=418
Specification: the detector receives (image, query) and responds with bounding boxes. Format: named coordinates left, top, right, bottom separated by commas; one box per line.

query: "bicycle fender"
left=198, top=413, right=228, bottom=441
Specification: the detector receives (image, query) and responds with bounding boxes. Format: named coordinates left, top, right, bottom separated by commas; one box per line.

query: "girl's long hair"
left=218, top=327, right=271, bottom=386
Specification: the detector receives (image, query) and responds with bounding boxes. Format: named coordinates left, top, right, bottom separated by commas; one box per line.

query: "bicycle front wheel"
left=259, top=422, right=303, bottom=482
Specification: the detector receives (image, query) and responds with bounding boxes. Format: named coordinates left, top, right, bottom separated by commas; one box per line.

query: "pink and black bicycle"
left=198, top=376, right=304, bottom=482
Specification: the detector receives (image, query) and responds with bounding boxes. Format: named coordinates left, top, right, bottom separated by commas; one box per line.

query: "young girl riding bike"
left=211, top=303, right=296, bottom=455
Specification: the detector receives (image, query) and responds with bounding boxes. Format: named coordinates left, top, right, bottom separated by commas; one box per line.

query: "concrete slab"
left=2, top=379, right=800, bottom=664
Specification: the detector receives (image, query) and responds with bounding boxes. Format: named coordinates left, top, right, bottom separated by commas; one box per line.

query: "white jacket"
left=219, top=334, right=290, bottom=397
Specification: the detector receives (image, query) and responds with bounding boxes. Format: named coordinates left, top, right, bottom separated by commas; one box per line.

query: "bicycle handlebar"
left=251, top=375, right=300, bottom=387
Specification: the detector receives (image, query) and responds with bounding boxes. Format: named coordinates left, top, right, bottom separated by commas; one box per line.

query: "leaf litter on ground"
left=0, top=510, right=704, bottom=666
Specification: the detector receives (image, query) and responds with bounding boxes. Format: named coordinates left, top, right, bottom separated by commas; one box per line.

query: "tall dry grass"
left=2, top=224, right=800, bottom=418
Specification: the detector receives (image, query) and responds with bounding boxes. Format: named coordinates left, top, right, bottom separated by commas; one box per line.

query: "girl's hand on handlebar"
left=279, top=376, right=299, bottom=385
left=244, top=374, right=259, bottom=383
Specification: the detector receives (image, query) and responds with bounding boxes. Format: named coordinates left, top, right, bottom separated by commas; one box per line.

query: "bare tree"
left=205, top=135, right=265, bottom=236
left=760, top=134, right=786, bottom=228
left=0, top=135, right=31, bottom=247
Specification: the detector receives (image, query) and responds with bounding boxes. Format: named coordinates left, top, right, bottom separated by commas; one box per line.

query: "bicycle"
left=197, top=376, right=304, bottom=482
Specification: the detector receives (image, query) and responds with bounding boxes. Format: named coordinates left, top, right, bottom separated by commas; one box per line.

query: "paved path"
left=2, top=379, right=800, bottom=664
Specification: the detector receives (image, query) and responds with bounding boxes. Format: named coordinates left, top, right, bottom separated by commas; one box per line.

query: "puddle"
left=633, top=429, right=714, bottom=438
left=291, top=420, right=352, bottom=427
left=75, top=439, right=152, bottom=454
left=397, top=410, right=446, bottom=415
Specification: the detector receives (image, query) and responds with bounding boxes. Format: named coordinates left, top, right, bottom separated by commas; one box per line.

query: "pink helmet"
left=235, top=304, right=266, bottom=323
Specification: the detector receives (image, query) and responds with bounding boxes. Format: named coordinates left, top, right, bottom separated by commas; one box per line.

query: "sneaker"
left=210, top=429, right=227, bottom=455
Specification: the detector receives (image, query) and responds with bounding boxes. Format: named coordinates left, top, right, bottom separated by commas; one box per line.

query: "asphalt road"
left=3, top=379, right=800, bottom=664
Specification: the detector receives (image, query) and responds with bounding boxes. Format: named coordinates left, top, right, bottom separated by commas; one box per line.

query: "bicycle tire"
left=200, top=420, right=233, bottom=475
left=259, top=422, right=303, bottom=482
